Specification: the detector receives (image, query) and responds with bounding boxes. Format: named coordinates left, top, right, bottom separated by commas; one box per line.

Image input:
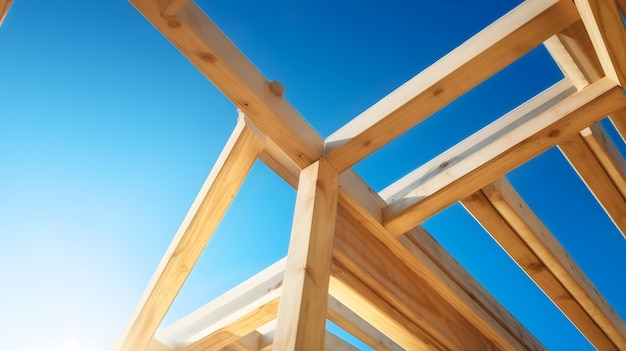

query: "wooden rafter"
left=129, top=0, right=323, bottom=170
left=324, top=0, right=580, bottom=172
left=545, top=19, right=626, bottom=238
left=119, top=0, right=626, bottom=348
left=462, top=178, right=626, bottom=350
left=382, top=77, right=626, bottom=235
left=574, top=0, right=626, bottom=87
left=116, top=118, right=265, bottom=351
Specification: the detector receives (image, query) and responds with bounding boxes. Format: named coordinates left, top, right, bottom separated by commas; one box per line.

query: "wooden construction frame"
left=117, top=0, right=626, bottom=349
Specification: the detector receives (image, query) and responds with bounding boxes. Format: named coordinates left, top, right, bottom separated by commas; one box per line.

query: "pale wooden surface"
left=383, top=78, right=626, bottom=235
left=129, top=0, right=323, bottom=170
left=574, top=0, right=626, bottom=86
left=559, top=131, right=626, bottom=238
left=115, top=119, right=265, bottom=351
left=335, top=196, right=544, bottom=351
left=324, top=0, right=579, bottom=172
left=462, top=178, right=626, bottom=350
left=118, top=0, right=626, bottom=348
left=273, top=159, right=339, bottom=350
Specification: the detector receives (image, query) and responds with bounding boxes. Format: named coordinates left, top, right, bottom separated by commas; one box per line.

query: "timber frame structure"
left=113, top=0, right=626, bottom=350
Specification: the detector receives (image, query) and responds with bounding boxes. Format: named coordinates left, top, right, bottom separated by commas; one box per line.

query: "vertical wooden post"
left=273, top=158, right=339, bottom=350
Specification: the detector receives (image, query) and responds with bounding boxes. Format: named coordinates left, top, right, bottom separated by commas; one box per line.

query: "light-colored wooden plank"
left=326, top=298, right=402, bottom=351
left=115, top=118, right=265, bottom=351
left=130, top=0, right=324, bottom=170
left=379, top=79, right=575, bottom=205
left=335, top=197, right=545, bottom=351
left=324, top=331, right=360, bottom=351
left=157, top=258, right=285, bottom=346
left=273, top=159, right=339, bottom=350
left=544, top=20, right=603, bottom=90
left=219, top=332, right=262, bottom=351
left=181, top=291, right=280, bottom=351
left=610, top=108, right=626, bottom=144
left=398, top=228, right=543, bottom=351
left=544, top=20, right=626, bottom=237
left=329, top=262, right=445, bottom=351
left=0, top=0, right=12, bottom=26
left=582, top=124, right=626, bottom=200
left=559, top=130, right=626, bottom=238
left=324, top=0, right=580, bottom=172
left=158, top=0, right=189, bottom=18
left=146, top=338, right=173, bottom=351
left=327, top=295, right=404, bottom=351
left=574, top=0, right=626, bottom=87
left=461, top=178, right=626, bottom=350
left=382, top=77, right=626, bottom=236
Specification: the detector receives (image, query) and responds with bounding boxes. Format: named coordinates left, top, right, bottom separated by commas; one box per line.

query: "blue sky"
left=1, top=0, right=625, bottom=350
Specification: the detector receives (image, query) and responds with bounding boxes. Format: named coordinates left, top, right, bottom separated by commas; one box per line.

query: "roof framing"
left=118, top=0, right=626, bottom=349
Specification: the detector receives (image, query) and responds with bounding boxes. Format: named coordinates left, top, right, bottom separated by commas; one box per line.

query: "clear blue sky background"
left=1, top=0, right=625, bottom=350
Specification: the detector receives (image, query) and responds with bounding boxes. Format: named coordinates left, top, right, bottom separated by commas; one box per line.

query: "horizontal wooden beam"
left=130, top=0, right=324, bottom=170
left=181, top=291, right=280, bottom=351
left=574, top=0, right=626, bottom=87
left=324, top=0, right=580, bottom=172
left=462, top=178, right=626, bottom=350
left=115, top=119, right=265, bottom=351
left=382, top=77, right=626, bottom=235
left=156, top=259, right=285, bottom=346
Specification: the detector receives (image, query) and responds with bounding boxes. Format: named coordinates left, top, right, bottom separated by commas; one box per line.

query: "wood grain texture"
left=157, top=258, right=285, bottom=346
left=130, top=0, right=324, bottom=170
left=273, top=159, right=339, bottom=350
left=559, top=130, right=626, bottom=238
left=574, top=0, right=626, bottom=86
left=115, top=119, right=265, bottom=351
left=336, top=194, right=545, bottom=351
left=324, top=0, right=580, bottom=172
left=462, top=178, right=626, bottom=350
left=327, top=296, right=404, bottom=351
left=182, top=293, right=280, bottom=351
left=382, top=78, right=626, bottom=235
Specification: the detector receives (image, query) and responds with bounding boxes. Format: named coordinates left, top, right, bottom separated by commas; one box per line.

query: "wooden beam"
left=327, top=295, right=404, bottom=351
left=609, top=108, right=626, bottom=144
left=0, top=0, right=12, bottom=26
left=382, top=77, right=626, bottom=235
left=574, top=0, right=626, bottom=87
left=156, top=258, right=285, bottom=346
left=220, top=332, right=262, bottom=351
left=544, top=20, right=603, bottom=90
left=558, top=129, right=626, bottom=238
left=130, top=0, right=324, bottom=170
left=273, top=159, right=339, bottom=350
left=544, top=20, right=626, bottom=238
left=324, top=331, right=360, bottom=351
left=115, top=118, right=265, bottom=351
left=324, top=0, right=580, bottom=172
left=461, top=178, right=626, bottom=350
left=329, top=262, right=445, bottom=351
left=335, top=196, right=545, bottom=350
left=181, top=291, right=280, bottom=351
